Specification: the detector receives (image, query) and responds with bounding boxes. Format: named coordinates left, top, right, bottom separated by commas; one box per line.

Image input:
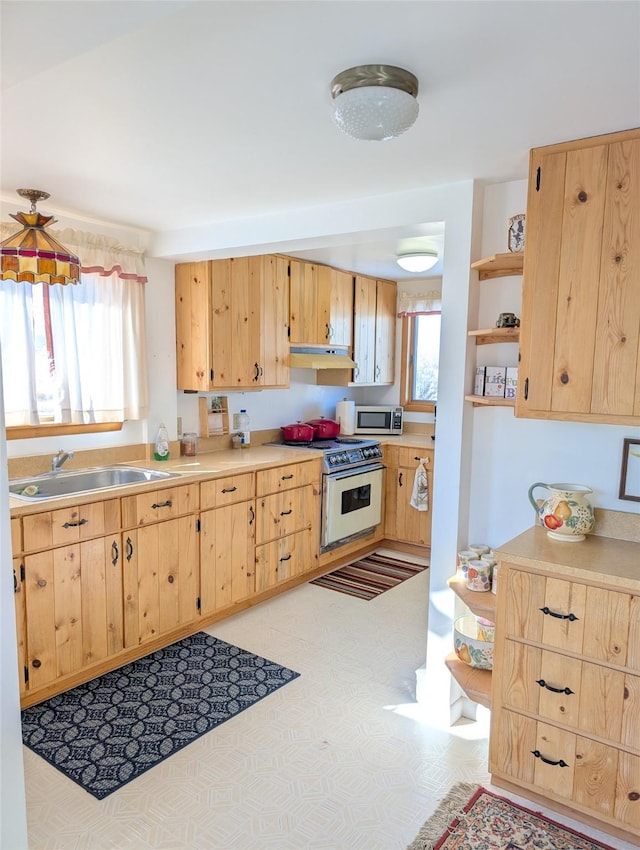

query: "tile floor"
left=22, top=550, right=636, bottom=850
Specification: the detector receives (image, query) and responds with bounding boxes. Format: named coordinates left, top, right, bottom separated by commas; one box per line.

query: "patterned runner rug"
left=310, top=551, right=428, bottom=600
left=21, top=632, right=300, bottom=799
left=407, top=783, right=617, bottom=850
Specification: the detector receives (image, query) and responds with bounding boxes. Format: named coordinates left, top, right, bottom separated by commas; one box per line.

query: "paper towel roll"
left=335, top=398, right=355, bottom=435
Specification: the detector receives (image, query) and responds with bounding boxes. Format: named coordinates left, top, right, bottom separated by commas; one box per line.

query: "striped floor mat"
left=310, top=552, right=428, bottom=600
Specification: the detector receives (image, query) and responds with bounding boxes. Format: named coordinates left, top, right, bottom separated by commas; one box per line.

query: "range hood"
left=289, top=346, right=356, bottom=370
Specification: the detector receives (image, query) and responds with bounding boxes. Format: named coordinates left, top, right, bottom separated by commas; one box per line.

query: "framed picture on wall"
left=618, top=438, right=640, bottom=502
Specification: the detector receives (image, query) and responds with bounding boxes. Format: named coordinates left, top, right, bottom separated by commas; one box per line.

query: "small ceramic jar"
left=466, top=559, right=493, bottom=592
left=457, top=550, right=477, bottom=578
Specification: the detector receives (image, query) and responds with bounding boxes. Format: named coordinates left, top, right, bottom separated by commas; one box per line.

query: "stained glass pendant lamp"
left=0, top=189, right=80, bottom=285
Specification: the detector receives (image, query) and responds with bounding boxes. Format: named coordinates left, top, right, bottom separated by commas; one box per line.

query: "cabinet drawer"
left=501, top=641, right=639, bottom=744
left=256, top=485, right=316, bottom=544
left=11, top=517, right=21, bottom=555
left=493, top=709, right=640, bottom=830
left=504, top=568, right=634, bottom=667
left=256, top=461, right=320, bottom=496
left=22, top=500, right=120, bottom=552
left=393, top=446, right=433, bottom=468
left=121, top=484, right=198, bottom=527
left=255, top=528, right=318, bottom=591
left=200, top=473, right=255, bottom=509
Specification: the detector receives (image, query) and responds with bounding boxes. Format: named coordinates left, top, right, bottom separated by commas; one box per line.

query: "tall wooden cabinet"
left=352, top=276, right=397, bottom=385
left=289, top=259, right=354, bottom=347
left=490, top=526, right=640, bottom=843
left=517, top=127, right=640, bottom=425
left=384, top=446, right=433, bottom=546
left=175, top=254, right=290, bottom=391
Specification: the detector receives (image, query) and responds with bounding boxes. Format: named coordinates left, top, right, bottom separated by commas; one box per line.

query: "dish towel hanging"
left=410, top=458, right=429, bottom=511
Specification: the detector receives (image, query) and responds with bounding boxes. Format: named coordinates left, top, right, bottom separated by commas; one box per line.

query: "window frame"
left=399, top=313, right=438, bottom=413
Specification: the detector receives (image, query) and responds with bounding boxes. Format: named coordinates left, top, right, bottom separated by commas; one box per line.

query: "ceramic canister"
left=466, top=558, right=493, bottom=592
left=469, top=543, right=490, bottom=557
left=457, top=550, right=477, bottom=578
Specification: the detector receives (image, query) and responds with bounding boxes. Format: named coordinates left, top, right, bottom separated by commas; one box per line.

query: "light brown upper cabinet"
left=352, top=276, right=397, bottom=385
left=289, top=259, right=354, bottom=347
left=175, top=255, right=290, bottom=391
left=517, top=128, right=640, bottom=424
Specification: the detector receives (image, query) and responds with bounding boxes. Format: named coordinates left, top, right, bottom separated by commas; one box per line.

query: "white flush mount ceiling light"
left=396, top=251, right=438, bottom=273
left=330, top=65, right=419, bottom=141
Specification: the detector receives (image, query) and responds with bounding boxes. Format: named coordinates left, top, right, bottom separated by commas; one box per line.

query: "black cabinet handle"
left=280, top=509, right=293, bottom=516
left=249, top=505, right=255, bottom=525
left=111, top=541, right=119, bottom=566
left=281, top=474, right=294, bottom=480
left=531, top=750, right=569, bottom=768
left=279, top=554, right=292, bottom=562
left=524, top=377, right=529, bottom=400
left=399, top=472, right=403, bottom=487
left=536, top=679, right=574, bottom=696
left=222, top=486, right=237, bottom=493
left=62, top=518, right=88, bottom=528
left=151, top=500, right=172, bottom=509
left=126, top=537, right=134, bottom=561
left=540, top=606, right=579, bottom=622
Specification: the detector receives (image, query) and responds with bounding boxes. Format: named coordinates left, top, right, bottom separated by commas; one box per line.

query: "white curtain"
left=397, top=289, right=442, bottom=316
left=0, top=227, right=149, bottom=426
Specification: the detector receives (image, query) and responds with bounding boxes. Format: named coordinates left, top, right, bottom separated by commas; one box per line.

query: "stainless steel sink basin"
left=9, top=466, right=180, bottom=500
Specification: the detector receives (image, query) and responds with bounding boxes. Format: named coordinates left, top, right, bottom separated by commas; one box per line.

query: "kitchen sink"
left=9, top=466, right=181, bottom=500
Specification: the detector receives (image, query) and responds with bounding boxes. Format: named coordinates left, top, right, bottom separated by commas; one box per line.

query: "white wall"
left=466, top=181, right=640, bottom=550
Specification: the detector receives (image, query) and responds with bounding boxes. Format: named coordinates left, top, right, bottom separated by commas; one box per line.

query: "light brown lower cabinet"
left=384, top=446, right=433, bottom=546
left=200, top=501, right=256, bottom=614
left=490, top=527, right=640, bottom=842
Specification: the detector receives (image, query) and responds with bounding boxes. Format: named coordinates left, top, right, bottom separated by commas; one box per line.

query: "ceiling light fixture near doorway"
left=330, top=65, right=419, bottom=141
left=0, top=189, right=81, bottom=285
left=396, top=251, right=438, bottom=273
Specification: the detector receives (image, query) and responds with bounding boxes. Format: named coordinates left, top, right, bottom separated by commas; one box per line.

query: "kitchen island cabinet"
left=175, top=254, right=289, bottom=391
left=517, top=127, right=640, bottom=425
left=490, top=524, right=640, bottom=843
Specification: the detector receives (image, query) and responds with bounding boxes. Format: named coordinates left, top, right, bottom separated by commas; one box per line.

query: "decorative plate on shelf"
left=507, top=213, right=525, bottom=253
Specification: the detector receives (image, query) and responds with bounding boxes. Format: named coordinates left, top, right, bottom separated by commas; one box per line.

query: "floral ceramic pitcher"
left=528, top=482, right=595, bottom=542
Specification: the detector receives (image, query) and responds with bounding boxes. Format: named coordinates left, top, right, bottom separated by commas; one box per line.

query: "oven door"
left=322, top=463, right=384, bottom=549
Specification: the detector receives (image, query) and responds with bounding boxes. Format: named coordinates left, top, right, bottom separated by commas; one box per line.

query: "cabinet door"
left=352, top=276, right=377, bottom=383
left=289, top=259, right=319, bottom=344
left=517, top=130, right=640, bottom=423
left=123, top=517, right=199, bottom=647
left=200, top=501, right=256, bottom=615
left=255, top=528, right=317, bottom=591
left=260, top=254, right=290, bottom=388
left=317, top=265, right=354, bottom=347
left=385, top=457, right=431, bottom=546
left=175, top=261, right=213, bottom=391
left=24, top=535, right=124, bottom=690
left=13, top=557, right=27, bottom=697
left=374, top=279, right=396, bottom=384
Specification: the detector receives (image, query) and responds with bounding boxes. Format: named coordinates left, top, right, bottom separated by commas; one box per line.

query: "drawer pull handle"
left=531, top=750, right=569, bottom=768
left=399, top=472, right=403, bottom=487
left=281, top=474, right=294, bottom=480
left=222, top=486, right=237, bottom=493
left=249, top=505, right=255, bottom=525
left=126, top=537, right=134, bottom=561
left=111, top=541, right=119, bottom=566
left=280, top=509, right=293, bottom=516
left=540, top=606, right=579, bottom=622
left=536, top=679, right=574, bottom=696
left=32, top=659, right=42, bottom=669
left=151, top=500, right=172, bottom=509
left=279, top=554, right=292, bottom=562
left=62, top=518, right=88, bottom=528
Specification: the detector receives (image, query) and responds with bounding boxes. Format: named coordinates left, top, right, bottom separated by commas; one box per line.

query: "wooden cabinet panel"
left=256, top=485, right=316, bottom=544
left=255, top=528, right=317, bottom=591
left=256, top=460, right=320, bottom=497
left=121, top=484, right=198, bottom=527
left=493, top=709, right=537, bottom=785
left=583, top=584, right=630, bottom=666
left=200, top=473, right=255, bottom=509
left=175, top=261, right=212, bottom=391
left=260, top=254, right=290, bottom=387
left=123, top=517, right=199, bottom=647
left=23, top=499, right=120, bottom=552
left=375, top=279, right=396, bottom=384
left=289, top=259, right=318, bottom=344
left=533, top=720, right=577, bottom=800
left=24, top=536, right=124, bottom=690
left=573, top=735, right=618, bottom=818
left=353, top=276, right=377, bottom=384
left=200, top=501, right=255, bottom=615
left=615, top=751, right=640, bottom=830
left=289, top=260, right=353, bottom=347
left=13, top=556, right=27, bottom=697
left=384, top=450, right=432, bottom=546
left=11, top=517, right=21, bottom=553
left=517, top=128, right=640, bottom=423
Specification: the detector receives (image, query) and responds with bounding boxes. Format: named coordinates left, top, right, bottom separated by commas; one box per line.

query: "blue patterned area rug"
left=21, top=632, right=300, bottom=800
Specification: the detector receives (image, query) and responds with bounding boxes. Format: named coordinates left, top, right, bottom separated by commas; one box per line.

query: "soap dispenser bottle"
left=154, top=423, right=170, bottom=461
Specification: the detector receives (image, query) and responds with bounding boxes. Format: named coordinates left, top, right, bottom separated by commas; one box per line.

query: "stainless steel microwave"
left=353, top=405, right=403, bottom=435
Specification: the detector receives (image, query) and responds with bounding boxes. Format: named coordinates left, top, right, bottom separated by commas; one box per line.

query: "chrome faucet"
left=51, top=449, right=74, bottom=472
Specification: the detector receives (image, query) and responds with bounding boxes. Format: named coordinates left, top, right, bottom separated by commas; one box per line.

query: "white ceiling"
left=1, top=1, right=639, bottom=280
